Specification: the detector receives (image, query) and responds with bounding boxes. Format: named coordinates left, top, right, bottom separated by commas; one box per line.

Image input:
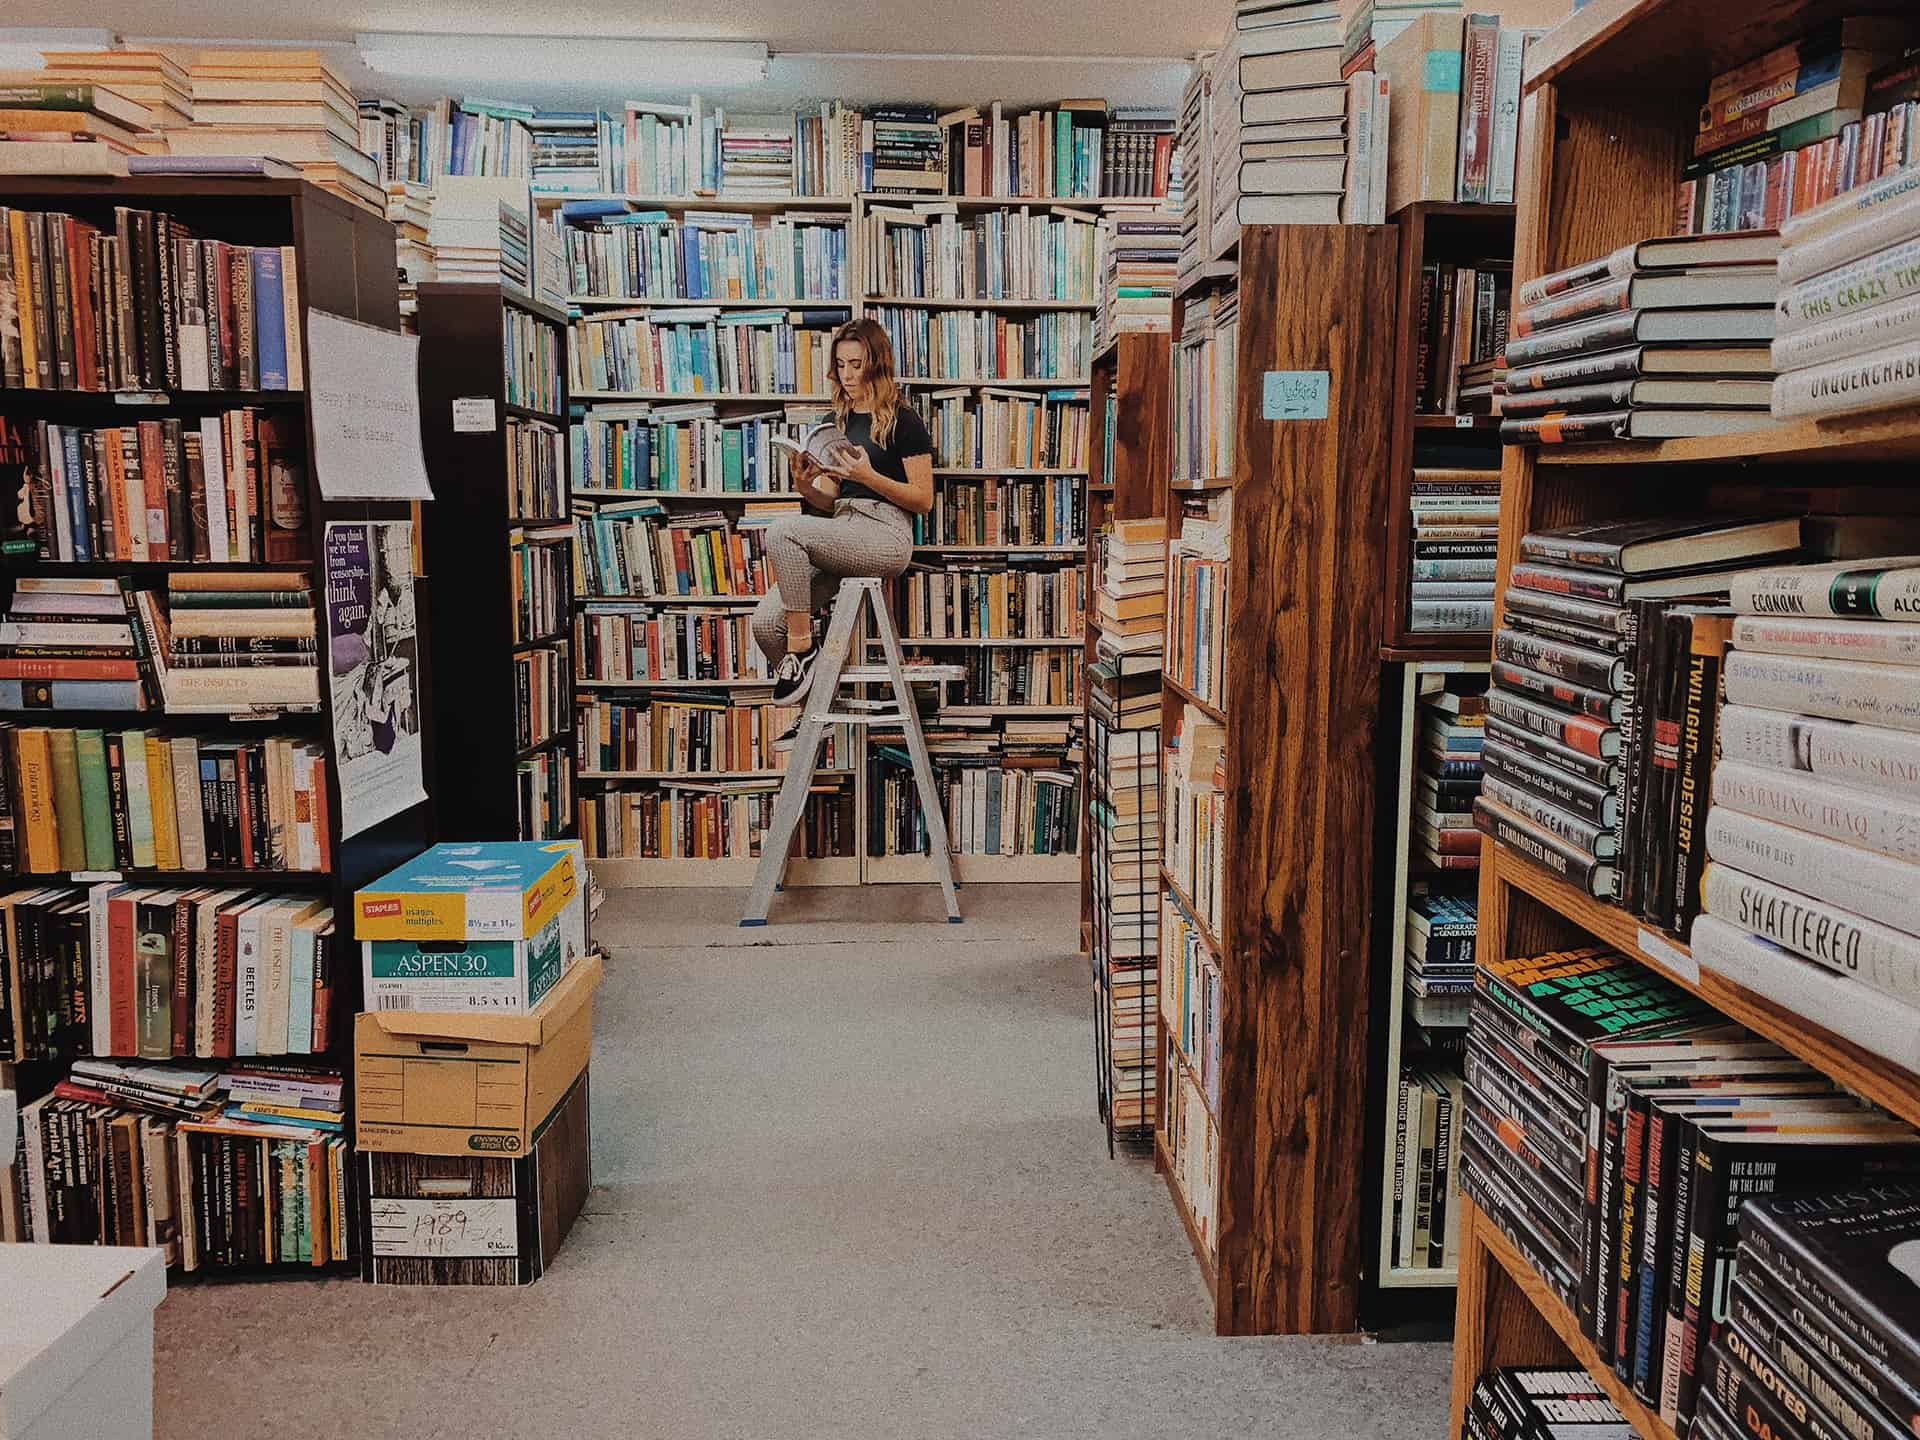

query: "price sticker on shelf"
left=1455, top=415, right=1476, bottom=429
left=1262, top=370, right=1330, bottom=421
left=452, top=397, right=498, bottom=433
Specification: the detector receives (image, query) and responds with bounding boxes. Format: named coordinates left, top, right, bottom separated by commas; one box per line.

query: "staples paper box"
left=354, top=950, right=600, bottom=1157
left=356, top=841, right=587, bottom=1014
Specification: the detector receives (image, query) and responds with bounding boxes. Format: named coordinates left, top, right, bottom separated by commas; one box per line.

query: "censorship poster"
left=325, top=520, right=426, bottom=837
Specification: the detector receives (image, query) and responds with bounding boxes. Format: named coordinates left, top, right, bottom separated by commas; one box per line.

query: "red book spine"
left=108, top=894, right=137, bottom=1056
left=213, top=908, right=238, bottom=1057
left=0, top=657, right=141, bottom=680
left=170, top=896, right=192, bottom=1057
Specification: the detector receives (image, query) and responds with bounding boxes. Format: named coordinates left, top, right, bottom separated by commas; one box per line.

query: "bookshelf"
left=1450, top=2, right=1920, bottom=1433
left=1079, top=331, right=1170, bottom=950
left=0, top=175, right=433, bottom=1274
left=1155, top=225, right=1398, bottom=1334
left=414, top=280, right=574, bottom=841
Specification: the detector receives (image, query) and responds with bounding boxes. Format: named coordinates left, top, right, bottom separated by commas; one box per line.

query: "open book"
left=772, top=422, right=861, bottom=472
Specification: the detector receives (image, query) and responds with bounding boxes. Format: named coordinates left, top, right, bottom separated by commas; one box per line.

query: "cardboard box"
left=0, top=1244, right=166, bottom=1439
left=360, top=1068, right=592, bottom=1286
left=357, top=840, right=587, bottom=1014
left=353, top=950, right=600, bottom=1157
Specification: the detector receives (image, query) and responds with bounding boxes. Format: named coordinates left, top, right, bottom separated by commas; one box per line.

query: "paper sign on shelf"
left=306, top=309, right=434, bottom=501
left=452, top=397, right=498, bottom=433
left=1263, top=370, right=1331, bottom=421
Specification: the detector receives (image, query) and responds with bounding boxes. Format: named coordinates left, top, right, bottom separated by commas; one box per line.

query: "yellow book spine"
left=10, top=210, right=37, bottom=390
left=15, top=728, right=60, bottom=872
left=146, top=733, right=179, bottom=870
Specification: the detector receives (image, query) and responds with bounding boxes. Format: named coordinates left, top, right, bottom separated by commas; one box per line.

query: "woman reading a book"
left=756, top=317, right=933, bottom=730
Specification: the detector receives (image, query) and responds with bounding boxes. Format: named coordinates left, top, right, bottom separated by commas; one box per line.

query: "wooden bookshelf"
left=0, top=175, right=434, bottom=1275
left=415, top=281, right=574, bottom=842
left=1451, top=2, right=1920, bottom=1431
left=1156, top=225, right=1398, bottom=1335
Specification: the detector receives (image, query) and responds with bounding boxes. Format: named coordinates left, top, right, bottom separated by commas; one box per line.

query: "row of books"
left=17, top=409, right=307, bottom=565
left=1772, top=161, right=1920, bottom=420
left=513, top=646, right=568, bottom=753
left=508, top=528, right=571, bottom=644
left=875, top=101, right=1169, bottom=202
left=1692, top=558, right=1920, bottom=1078
left=1416, top=259, right=1512, bottom=416
left=1160, top=888, right=1221, bottom=1119
left=517, top=747, right=573, bottom=844
left=916, top=386, right=1090, bottom=471
left=576, top=695, right=842, bottom=777
left=1163, top=701, right=1226, bottom=939
left=1166, top=493, right=1230, bottom=707
left=502, top=305, right=560, bottom=415
left=146, top=573, right=320, bottom=714
left=570, top=402, right=824, bottom=496
left=1502, top=230, right=1780, bottom=445
left=1407, top=465, right=1499, bottom=633
left=573, top=605, right=771, bottom=686
left=573, top=499, right=788, bottom=601
left=1414, top=685, right=1485, bottom=881
left=577, top=777, right=855, bottom=861
left=553, top=206, right=850, bottom=303
left=0, top=202, right=303, bottom=393
left=1171, top=288, right=1236, bottom=482
left=861, top=204, right=1101, bottom=303
left=1, top=885, right=339, bottom=1062
left=910, top=475, right=1086, bottom=549
left=1389, top=1061, right=1462, bottom=1271
left=568, top=306, right=849, bottom=397
left=2, top=723, right=329, bottom=877
left=927, top=648, right=1084, bottom=711
left=893, top=562, right=1087, bottom=642
left=1096, top=211, right=1178, bottom=351
left=507, top=416, right=566, bottom=519
left=3, top=1060, right=352, bottom=1270
left=865, top=750, right=1080, bottom=858
left=1161, top=1023, right=1219, bottom=1256
left=864, top=305, right=1093, bottom=384
left=1678, top=17, right=1920, bottom=236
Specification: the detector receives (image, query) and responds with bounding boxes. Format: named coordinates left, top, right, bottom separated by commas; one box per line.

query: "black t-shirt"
left=837, top=406, right=931, bottom=506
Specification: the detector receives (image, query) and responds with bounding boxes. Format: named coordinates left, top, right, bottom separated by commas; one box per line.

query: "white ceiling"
left=6, top=0, right=1223, bottom=109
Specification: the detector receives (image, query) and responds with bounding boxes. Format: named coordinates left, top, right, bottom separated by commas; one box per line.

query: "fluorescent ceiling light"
left=0, top=27, right=117, bottom=70
left=355, top=33, right=768, bottom=89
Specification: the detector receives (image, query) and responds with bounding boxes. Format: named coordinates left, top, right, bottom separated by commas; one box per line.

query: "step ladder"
left=741, top=577, right=963, bottom=926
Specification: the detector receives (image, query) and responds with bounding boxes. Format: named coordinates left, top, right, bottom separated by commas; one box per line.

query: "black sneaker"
left=771, top=647, right=817, bottom=705
left=771, top=716, right=805, bottom=753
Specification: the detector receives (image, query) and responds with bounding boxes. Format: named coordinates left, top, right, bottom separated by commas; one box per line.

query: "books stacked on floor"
left=1461, top=944, right=1719, bottom=1313
left=175, top=50, right=382, bottom=214
left=1479, top=514, right=1813, bottom=908
left=38, top=50, right=193, bottom=139
left=1408, top=465, right=1499, bottom=632
left=719, top=116, right=794, bottom=198
left=1389, top=1061, right=1461, bottom=1271
left=1416, top=260, right=1512, bottom=416
left=2, top=1061, right=352, bottom=1268
left=18, top=408, right=303, bottom=562
left=1694, top=556, right=1920, bottom=1075
left=1210, top=1, right=1350, bottom=234
left=1, top=883, right=339, bottom=1060
left=1167, top=492, right=1231, bottom=707
left=1090, top=718, right=1159, bottom=1134
left=579, top=778, right=855, bottom=861
left=0, top=203, right=305, bottom=392
left=1679, top=17, right=1920, bottom=236
left=1501, top=231, right=1783, bottom=444
left=1710, top=1180, right=1920, bottom=1440
left=1, top=578, right=151, bottom=711
left=0, top=76, right=152, bottom=176
left=1096, top=211, right=1179, bottom=350
left=864, top=104, right=946, bottom=198
left=2, top=724, right=330, bottom=875
left=1376, top=13, right=1545, bottom=211
left=1772, top=163, right=1920, bottom=420
left=143, top=571, right=321, bottom=713
left=1464, top=1370, right=1631, bottom=1440
left=1163, top=700, right=1226, bottom=934
left=1416, top=686, right=1484, bottom=878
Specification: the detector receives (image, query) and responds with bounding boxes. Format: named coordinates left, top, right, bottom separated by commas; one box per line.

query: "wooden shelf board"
left=1412, top=414, right=1500, bottom=431
left=502, top=402, right=563, bottom=424
left=49, top=866, right=331, bottom=887
left=863, top=294, right=1097, bottom=311
left=0, top=386, right=304, bottom=407
left=865, top=851, right=1080, bottom=884
left=896, top=376, right=1091, bottom=388
left=914, top=544, right=1082, bottom=555
left=574, top=676, right=768, bottom=689
left=1162, top=674, right=1227, bottom=725
left=1155, top=1131, right=1219, bottom=1294
left=897, top=635, right=1082, bottom=647
left=1381, top=639, right=1492, bottom=663
left=3, top=559, right=315, bottom=574
left=532, top=192, right=856, bottom=211
left=1160, top=865, right=1223, bottom=959
left=1382, top=1264, right=1460, bottom=1289
left=1530, top=407, right=1920, bottom=466
left=932, top=468, right=1089, bottom=476
left=573, top=390, right=833, bottom=402
left=571, top=488, right=798, bottom=501
left=567, top=294, right=844, bottom=308
left=1494, top=846, right=1920, bottom=1130
left=578, top=593, right=761, bottom=607
left=511, top=632, right=569, bottom=653
left=1168, top=475, right=1235, bottom=491
left=1468, top=1196, right=1677, bottom=1440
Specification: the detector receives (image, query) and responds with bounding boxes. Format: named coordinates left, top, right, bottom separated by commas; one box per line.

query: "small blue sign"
left=1263, top=370, right=1331, bottom=421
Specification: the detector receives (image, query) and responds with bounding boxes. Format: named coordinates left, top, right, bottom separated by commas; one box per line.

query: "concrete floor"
left=152, top=883, right=1451, bottom=1440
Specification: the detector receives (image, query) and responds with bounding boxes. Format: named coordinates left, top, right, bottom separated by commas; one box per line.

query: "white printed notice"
left=306, top=309, right=434, bottom=501
left=326, top=520, right=427, bottom=837
left=369, top=1198, right=520, bottom=1258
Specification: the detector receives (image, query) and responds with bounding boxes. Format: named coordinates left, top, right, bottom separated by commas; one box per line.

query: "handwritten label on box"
left=1263, top=370, right=1331, bottom=421
left=370, top=1197, right=519, bottom=1258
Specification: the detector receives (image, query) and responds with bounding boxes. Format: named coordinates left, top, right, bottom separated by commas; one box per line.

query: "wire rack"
left=1088, top=704, right=1160, bottom=1155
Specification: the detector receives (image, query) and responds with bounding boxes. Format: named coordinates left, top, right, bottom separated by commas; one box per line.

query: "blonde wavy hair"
left=829, top=317, right=903, bottom=447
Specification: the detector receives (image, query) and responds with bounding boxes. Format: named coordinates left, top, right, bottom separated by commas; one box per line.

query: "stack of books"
left=720, top=116, right=795, bottom=198
left=1388, top=1060, right=1460, bottom=1271
left=570, top=307, right=847, bottom=396
left=145, top=571, right=322, bottom=713
left=176, top=51, right=383, bottom=214
left=1377, top=13, right=1545, bottom=211
left=865, top=104, right=945, bottom=197
left=1478, top=515, right=1810, bottom=905
left=1103, top=106, right=1177, bottom=199
left=1209, top=0, right=1351, bottom=236
left=1096, top=211, right=1179, bottom=350
left=1408, top=464, right=1500, bottom=632
left=1500, top=231, right=1782, bottom=445
left=1342, top=0, right=1457, bottom=75
left=1679, top=18, right=1920, bottom=235
left=1415, top=687, right=1483, bottom=877
left=1714, top=1181, right=1920, bottom=1440
left=424, top=178, right=531, bottom=286
left=0, top=578, right=149, bottom=712
left=1464, top=1371, right=1631, bottom=1440
left=385, top=182, right=435, bottom=286
left=1772, top=165, right=1920, bottom=420
left=1416, top=259, right=1512, bottom=415
left=1693, top=556, right=1920, bottom=1075
left=0, top=76, right=153, bottom=176
left=1175, top=67, right=1211, bottom=287
left=526, top=110, right=600, bottom=193
left=38, top=50, right=193, bottom=138
left=1405, top=889, right=1475, bottom=1029
left=1093, top=516, right=1167, bottom=676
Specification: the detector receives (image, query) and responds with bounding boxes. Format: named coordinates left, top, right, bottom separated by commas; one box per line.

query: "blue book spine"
left=287, top=925, right=315, bottom=1052
left=252, top=248, right=288, bottom=390
left=61, top=428, right=91, bottom=562
left=0, top=678, right=143, bottom=709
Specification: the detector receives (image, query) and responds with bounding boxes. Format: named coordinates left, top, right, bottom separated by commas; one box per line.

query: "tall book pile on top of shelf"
left=1680, top=17, right=1920, bottom=238
left=38, top=50, right=193, bottom=140
left=720, top=115, right=794, bottom=198
left=1210, top=1, right=1352, bottom=236
left=1376, top=12, right=1543, bottom=213
left=425, top=176, right=530, bottom=284
left=1500, top=234, right=1781, bottom=446
left=1694, top=556, right=1920, bottom=1075
left=0, top=76, right=155, bottom=178
left=526, top=111, right=600, bottom=194
left=865, top=105, right=946, bottom=198
left=1408, top=465, right=1500, bottom=635
left=1175, top=67, right=1212, bottom=289
left=1097, top=210, right=1179, bottom=350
